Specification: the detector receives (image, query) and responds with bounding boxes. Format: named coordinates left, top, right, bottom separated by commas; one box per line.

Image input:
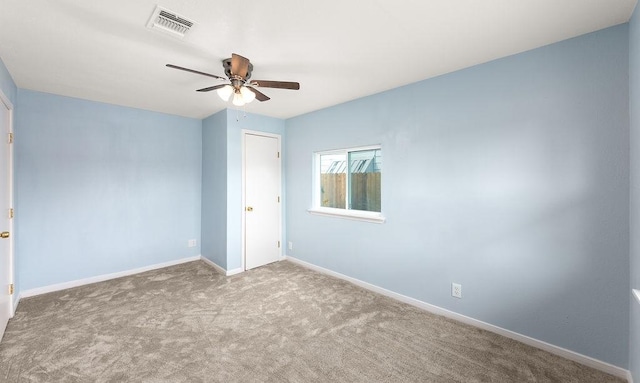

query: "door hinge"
left=277, top=151, right=280, bottom=158
left=7, top=133, right=13, bottom=144
left=277, top=196, right=280, bottom=203
left=277, top=241, right=280, bottom=248
left=9, top=284, right=13, bottom=295
left=8, top=208, right=13, bottom=219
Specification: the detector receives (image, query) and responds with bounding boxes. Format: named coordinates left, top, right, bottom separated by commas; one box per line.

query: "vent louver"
left=147, top=6, right=194, bottom=39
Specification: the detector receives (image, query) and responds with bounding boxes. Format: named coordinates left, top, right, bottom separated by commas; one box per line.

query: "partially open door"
left=0, top=91, right=14, bottom=340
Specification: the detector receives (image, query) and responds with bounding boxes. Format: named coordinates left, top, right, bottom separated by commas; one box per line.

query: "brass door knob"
left=246, top=207, right=253, bottom=212
left=0, top=232, right=9, bottom=239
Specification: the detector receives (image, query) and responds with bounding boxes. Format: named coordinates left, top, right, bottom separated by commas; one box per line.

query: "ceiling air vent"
left=146, top=6, right=194, bottom=39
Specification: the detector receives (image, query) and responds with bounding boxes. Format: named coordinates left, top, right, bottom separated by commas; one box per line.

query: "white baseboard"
left=12, top=294, right=19, bottom=314
left=200, top=256, right=244, bottom=276
left=20, top=256, right=202, bottom=299
left=200, top=256, right=226, bottom=274
left=284, top=255, right=630, bottom=381
left=226, top=267, right=244, bottom=276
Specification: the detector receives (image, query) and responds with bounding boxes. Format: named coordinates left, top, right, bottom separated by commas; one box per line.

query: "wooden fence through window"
left=321, top=173, right=381, bottom=212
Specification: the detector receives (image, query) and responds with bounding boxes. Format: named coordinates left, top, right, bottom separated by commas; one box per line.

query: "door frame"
left=241, top=129, right=282, bottom=271
left=0, top=88, right=14, bottom=316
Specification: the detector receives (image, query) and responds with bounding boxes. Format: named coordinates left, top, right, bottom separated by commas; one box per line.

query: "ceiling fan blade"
left=197, top=84, right=228, bottom=92
left=246, top=86, right=270, bottom=102
left=250, top=80, right=300, bottom=90
left=231, top=53, right=250, bottom=79
left=166, top=64, right=225, bottom=80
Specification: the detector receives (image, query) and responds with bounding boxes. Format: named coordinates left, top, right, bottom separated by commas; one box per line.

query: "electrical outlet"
left=188, top=239, right=197, bottom=248
left=288, top=241, right=293, bottom=250
left=452, top=283, right=462, bottom=299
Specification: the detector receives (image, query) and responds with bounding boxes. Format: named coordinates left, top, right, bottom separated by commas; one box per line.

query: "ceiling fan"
left=166, top=53, right=300, bottom=106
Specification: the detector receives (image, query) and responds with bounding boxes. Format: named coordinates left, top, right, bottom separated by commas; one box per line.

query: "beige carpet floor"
left=0, top=260, right=625, bottom=383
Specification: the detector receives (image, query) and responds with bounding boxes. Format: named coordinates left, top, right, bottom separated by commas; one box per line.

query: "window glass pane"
left=349, top=149, right=381, bottom=212
left=320, top=153, right=346, bottom=209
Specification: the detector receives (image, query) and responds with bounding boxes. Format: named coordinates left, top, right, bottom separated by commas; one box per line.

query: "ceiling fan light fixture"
left=240, top=86, right=256, bottom=103
left=232, top=91, right=246, bottom=106
left=217, top=85, right=233, bottom=101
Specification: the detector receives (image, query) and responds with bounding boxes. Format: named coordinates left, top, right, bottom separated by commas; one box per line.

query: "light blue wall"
left=201, top=109, right=228, bottom=268
left=285, top=25, right=630, bottom=367
left=226, top=110, right=285, bottom=270
left=15, top=90, right=202, bottom=291
left=0, top=56, right=17, bottom=105
left=630, top=4, right=640, bottom=381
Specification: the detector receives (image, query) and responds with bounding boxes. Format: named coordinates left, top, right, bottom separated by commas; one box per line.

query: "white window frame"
left=308, top=145, right=385, bottom=224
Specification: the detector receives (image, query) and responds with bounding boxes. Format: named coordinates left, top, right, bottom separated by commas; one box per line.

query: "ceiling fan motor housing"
left=223, top=58, right=253, bottom=80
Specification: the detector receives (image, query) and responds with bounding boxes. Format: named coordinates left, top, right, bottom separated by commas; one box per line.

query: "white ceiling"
left=0, top=0, right=636, bottom=119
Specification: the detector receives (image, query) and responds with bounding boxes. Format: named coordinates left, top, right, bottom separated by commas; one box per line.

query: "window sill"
left=307, top=207, right=386, bottom=224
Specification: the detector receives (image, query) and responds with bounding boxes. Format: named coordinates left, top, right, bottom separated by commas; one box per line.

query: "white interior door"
left=0, top=96, right=12, bottom=340
left=244, top=132, right=281, bottom=270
